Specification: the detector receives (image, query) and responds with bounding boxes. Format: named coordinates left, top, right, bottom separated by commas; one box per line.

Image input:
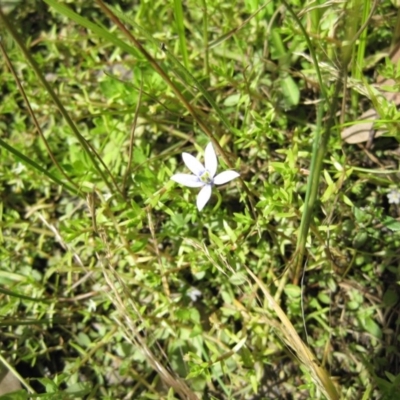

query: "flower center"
left=199, top=170, right=213, bottom=184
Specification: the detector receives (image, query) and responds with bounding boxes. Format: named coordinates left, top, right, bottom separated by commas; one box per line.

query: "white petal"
left=213, top=170, right=240, bottom=185
left=196, top=184, right=212, bottom=211
left=171, top=174, right=204, bottom=187
left=182, top=152, right=205, bottom=176
left=204, top=142, right=218, bottom=177
left=187, top=287, right=202, bottom=301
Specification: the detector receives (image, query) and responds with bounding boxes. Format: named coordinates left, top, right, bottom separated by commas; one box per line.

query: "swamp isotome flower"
left=171, top=142, right=240, bottom=211
left=387, top=188, right=400, bottom=205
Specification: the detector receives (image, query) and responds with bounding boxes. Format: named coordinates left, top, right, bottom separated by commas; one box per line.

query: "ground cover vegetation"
left=0, top=0, right=400, bottom=398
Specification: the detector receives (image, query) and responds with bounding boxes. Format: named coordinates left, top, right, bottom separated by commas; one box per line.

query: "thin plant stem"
left=173, top=0, right=189, bottom=69
left=278, top=0, right=327, bottom=280
left=201, top=0, right=210, bottom=76
left=212, top=190, right=223, bottom=212
left=0, top=354, right=36, bottom=394
left=123, top=75, right=143, bottom=195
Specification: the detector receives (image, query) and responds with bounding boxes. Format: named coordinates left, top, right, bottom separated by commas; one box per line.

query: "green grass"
left=0, top=0, right=400, bottom=399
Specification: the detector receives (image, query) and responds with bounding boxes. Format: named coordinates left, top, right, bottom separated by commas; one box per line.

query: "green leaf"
left=37, top=377, right=57, bottom=393
left=383, top=289, right=399, bottom=307
left=284, top=284, right=301, bottom=299
left=0, top=391, right=28, bottom=400
left=361, top=316, right=382, bottom=339
left=229, top=272, right=246, bottom=286
left=382, top=216, right=400, bottom=231
left=281, top=75, right=300, bottom=107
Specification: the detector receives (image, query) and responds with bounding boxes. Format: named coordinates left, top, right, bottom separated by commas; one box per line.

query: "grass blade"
left=173, top=0, right=189, bottom=68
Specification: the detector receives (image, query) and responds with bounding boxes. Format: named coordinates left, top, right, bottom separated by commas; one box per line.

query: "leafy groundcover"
left=0, top=0, right=400, bottom=399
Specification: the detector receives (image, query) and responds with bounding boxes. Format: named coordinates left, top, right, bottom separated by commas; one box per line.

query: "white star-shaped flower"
left=387, top=188, right=400, bottom=205
left=171, top=142, right=240, bottom=211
